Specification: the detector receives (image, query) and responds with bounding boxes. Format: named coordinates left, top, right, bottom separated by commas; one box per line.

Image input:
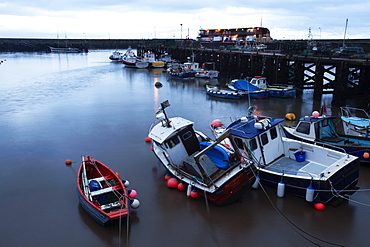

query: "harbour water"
left=0, top=50, right=369, bottom=247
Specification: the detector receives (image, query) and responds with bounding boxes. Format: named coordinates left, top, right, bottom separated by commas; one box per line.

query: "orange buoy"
left=145, top=137, right=152, bottom=142
left=363, top=152, right=370, bottom=159
left=65, top=160, right=72, bottom=166
left=314, top=203, right=326, bottom=211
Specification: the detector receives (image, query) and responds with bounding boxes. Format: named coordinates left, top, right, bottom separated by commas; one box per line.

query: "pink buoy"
left=311, top=111, right=320, bottom=118
left=167, top=178, right=179, bottom=188
left=190, top=189, right=199, bottom=198
left=128, top=189, right=138, bottom=199
left=177, top=182, right=185, bottom=191
left=314, top=203, right=326, bottom=211
left=164, top=174, right=172, bottom=180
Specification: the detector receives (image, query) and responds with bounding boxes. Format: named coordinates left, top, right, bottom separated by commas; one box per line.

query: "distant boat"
left=248, top=76, right=296, bottom=98
left=206, top=85, right=243, bottom=99
left=120, top=47, right=149, bottom=69
left=109, top=51, right=123, bottom=61
left=49, top=46, right=81, bottom=53
left=142, top=52, right=166, bottom=68
left=195, top=62, right=219, bottom=78
left=77, top=155, right=140, bottom=225
left=227, top=79, right=269, bottom=99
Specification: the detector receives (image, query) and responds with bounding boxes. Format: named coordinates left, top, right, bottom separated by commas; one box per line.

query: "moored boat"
left=109, top=51, right=123, bottom=61
left=148, top=101, right=257, bottom=206
left=227, top=79, right=269, bottom=99
left=248, top=76, right=296, bottom=98
left=195, top=62, right=219, bottom=78
left=340, top=106, right=370, bottom=137
left=206, top=85, right=243, bottom=99
left=283, top=111, right=370, bottom=163
left=49, top=46, right=81, bottom=53
left=211, top=107, right=359, bottom=204
left=77, top=155, right=140, bottom=225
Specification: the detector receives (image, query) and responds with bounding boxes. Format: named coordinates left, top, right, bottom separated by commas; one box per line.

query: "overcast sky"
left=0, top=1, right=369, bottom=40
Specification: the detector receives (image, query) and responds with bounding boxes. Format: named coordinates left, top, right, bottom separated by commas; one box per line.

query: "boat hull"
left=268, top=88, right=296, bottom=98
left=258, top=159, right=359, bottom=203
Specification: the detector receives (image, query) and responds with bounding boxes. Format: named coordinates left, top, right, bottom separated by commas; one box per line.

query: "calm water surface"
left=0, top=50, right=369, bottom=247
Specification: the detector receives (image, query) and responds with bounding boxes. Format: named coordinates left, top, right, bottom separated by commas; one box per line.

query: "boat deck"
left=265, top=156, right=327, bottom=178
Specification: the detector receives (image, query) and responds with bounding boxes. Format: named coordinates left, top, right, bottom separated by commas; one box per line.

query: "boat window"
left=296, top=122, right=310, bottom=135
left=321, top=118, right=329, bottom=127
left=270, top=126, right=278, bottom=140
left=234, top=137, right=244, bottom=149
left=166, top=136, right=180, bottom=148
left=182, top=131, right=192, bottom=141
left=248, top=138, right=258, bottom=151
left=260, top=133, right=269, bottom=146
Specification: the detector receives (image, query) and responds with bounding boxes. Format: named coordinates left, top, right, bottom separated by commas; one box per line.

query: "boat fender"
left=186, top=184, right=192, bottom=197
left=277, top=181, right=285, bottom=198
left=251, top=175, right=260, bottom=189
left=130, top=199, right=140, bottom=209
left=306, top=185, right=315, bottom=202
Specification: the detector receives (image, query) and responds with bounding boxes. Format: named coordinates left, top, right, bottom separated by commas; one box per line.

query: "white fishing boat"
left=211, top=107, right=359, bottom=204
left=148, top=101, right=257, bottom=206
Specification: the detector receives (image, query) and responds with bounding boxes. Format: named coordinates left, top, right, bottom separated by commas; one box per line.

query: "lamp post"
left=319, top=27, right=321, bottom=38
left=180, top=24, right=183, bottom=39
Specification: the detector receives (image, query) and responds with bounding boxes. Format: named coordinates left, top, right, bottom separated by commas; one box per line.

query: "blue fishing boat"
left=210, top=107, right=359, bottom=204
left=228, top=79, right=269, bottom=99
left=283, top=111, right=370, bottom=163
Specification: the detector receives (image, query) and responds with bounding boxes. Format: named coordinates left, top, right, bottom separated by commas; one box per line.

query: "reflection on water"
left=0, top=50, right=369, bottom=247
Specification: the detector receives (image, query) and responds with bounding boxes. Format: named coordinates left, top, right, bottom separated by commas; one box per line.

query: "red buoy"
left=190, top=189, right=199, bottom=198
left=167, top=178, right=179, bottom=188
left=65, top=160, right=72, bottom=166
left=164, top=174, right=172, bottom=180
left=314, top=203, right=326, bottom=211
left=145, top=137, right=152, bottom=142
left=177, top=182, right=185, bottom=191
left=211, top=119, right=223, bottom=128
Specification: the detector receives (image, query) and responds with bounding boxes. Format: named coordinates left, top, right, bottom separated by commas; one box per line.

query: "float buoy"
left=314, top=202, right=325, bottom=211
left=363, top=152, right=370, bottom=159
left=128, top=189, right=138, bottom=199
left=130, top=199, right=140, bottom=209
left=211, top=119, right=223, bottom=128
left=277, top=181, right=285, bottom=198
left=155, top=81, right=162, bottom=87
left=145, top=137, right=152, bottom=142
left=311, top=111, right=320, bottom=118
left=167, top=177, right=179, bottom=188
left=122, top=179, right=130, bottom=187
left=285, top=113, right=296, bottom=121
left=164, top=174, right=172, bottom=180
left=306, top=185, right=315, bottom=202
left=251, top=175, right=260, bottom=189
left=177, top=182, right=185, bottom=191
left=65, top=160, right=72, bottom=166
left=190, top=189, right=199, bottom=198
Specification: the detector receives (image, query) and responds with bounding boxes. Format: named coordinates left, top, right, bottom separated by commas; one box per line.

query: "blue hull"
left=268, top=89, right=296, bottom=98
left=259, top=160, right=359, bottom=203
left=206, top=90, right=242, bottom=99
left=77, top=189, right=127, bottom=226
